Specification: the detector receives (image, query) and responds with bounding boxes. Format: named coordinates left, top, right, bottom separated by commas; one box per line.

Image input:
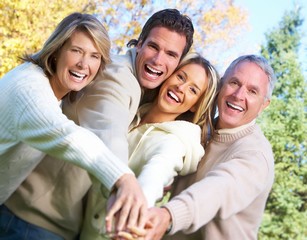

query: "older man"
left=146, top=54, right=276, bottom=240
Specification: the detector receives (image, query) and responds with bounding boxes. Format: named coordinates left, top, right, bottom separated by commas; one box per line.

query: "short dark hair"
left=127, top=8, right=194, bottom=59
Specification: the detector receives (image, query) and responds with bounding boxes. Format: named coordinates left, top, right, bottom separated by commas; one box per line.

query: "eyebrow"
left=71, top=45, right=101, bottom=55
left=167, top=49, right=180, bottom=58
left=181, top=70, right=202, bottom=91
left=148, top=40, right=180, bottom=58
left=231, top=77, right=261, bottom=93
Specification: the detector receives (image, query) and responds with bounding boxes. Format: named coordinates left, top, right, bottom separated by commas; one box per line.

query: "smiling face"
left=50, top=30, right=101, bottom=99
left=135, top=27, right=186, bottom=90
left=217, top=61, right=270, bottom=129
left=149, top=63, right=208, bottom=122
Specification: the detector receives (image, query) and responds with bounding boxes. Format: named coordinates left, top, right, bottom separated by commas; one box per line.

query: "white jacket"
left=129, top=120, right=205, bottom=207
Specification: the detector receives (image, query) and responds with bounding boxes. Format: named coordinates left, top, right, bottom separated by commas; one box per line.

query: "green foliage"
left=80, top=0, right=248, bottom=71
left=258, top=6, right=307, bottom=240
left=0, top=0, right=96, bottom=78
left=0, top=0, right=248, bottom=78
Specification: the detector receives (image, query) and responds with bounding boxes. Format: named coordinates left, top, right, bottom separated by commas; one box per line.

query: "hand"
left=105, top=174, right=148, bottom=233
left=144, top=207, right=171, bottom=240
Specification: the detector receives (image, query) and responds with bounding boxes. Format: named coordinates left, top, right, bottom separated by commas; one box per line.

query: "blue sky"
left=234, top=0, right=307, bottom=72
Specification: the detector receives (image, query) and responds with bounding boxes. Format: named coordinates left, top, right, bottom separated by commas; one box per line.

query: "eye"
left=167, top=52, right=177, bottom=58
left=229, top=80, right=238, bottom=85
left=249, top=89, right=258, bottom=95
left=189, top=86, right=197, bottom=94
left=148, top=44, right=158, bottom=51
left=92, top=54, right=101, bottom=59
left=177, top=73, right=185, bottom=82
left=72, top=48, right=82, bottom=54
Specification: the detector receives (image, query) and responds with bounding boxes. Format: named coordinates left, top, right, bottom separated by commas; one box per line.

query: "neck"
left=49, top=79, right=67, bottom=100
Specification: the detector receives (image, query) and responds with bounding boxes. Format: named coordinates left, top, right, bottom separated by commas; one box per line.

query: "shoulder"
left=86, top=50, right=140, bottom=96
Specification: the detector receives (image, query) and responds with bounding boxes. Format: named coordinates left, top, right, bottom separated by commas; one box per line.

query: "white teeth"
left=168, top=91, right=180, bottom=103
left=227, top=101, right=244, bottom=112
left=147, top=65, right=162, bottom=74
left=70, top=71, right=86, bottom=79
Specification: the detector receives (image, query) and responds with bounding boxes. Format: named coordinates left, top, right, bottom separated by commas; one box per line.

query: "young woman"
left=81, top=53, right=220, bottom=239
left=0, top=12, right=145, bottom=239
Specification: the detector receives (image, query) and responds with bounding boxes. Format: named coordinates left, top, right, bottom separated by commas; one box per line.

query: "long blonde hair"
left=176, top=53, right=220, bottom=145
left=22, top=12, right=111, bottom=80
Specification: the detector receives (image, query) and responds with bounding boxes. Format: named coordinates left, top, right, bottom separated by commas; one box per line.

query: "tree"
left=0, top=0, right=96, bottom=77
left=95, top=0, right=248, bottom=71
left=258, top=6, right=307, bottom=240
left=0, top=0, right=248, bottom=78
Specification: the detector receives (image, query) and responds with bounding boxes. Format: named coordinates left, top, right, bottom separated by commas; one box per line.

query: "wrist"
left=161, top=206, right=172, bottom=234
left=115, top=173, right=133, bottom=188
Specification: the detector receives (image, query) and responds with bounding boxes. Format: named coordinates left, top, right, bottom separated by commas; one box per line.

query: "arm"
left=129, top=122, right=204, bottom=207
left=12, top=75, right=145, bottom=227
left=132, top=134, right=186, bottom=207
left=63, top=62, right=141, bottom=162
left=168, top=151, right=271, bottom=233
left=146, top=150, right=272, bottom=236
left=16, top=81, right=131, bottom=190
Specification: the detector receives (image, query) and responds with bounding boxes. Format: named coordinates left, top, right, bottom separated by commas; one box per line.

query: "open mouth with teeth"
left=167, top=90, right=180, bottom=103
left=69, top=70, right=87, bottom=81
left=145, top=64, right=163, bottom=77
left=226, top=101, right=244, bottom=112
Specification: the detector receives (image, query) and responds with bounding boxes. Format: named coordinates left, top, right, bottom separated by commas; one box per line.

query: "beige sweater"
left=163, top=123, right=274, bottom=240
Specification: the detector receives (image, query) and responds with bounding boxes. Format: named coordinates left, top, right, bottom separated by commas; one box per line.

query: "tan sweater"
left=163, top=123, right=274, bottom=240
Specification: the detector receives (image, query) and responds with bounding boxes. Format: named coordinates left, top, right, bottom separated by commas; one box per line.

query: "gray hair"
left=222, top=55, right=276, bottom=99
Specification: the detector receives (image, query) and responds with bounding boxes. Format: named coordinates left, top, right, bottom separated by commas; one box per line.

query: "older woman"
left=0, top=12, right=146, bottom=239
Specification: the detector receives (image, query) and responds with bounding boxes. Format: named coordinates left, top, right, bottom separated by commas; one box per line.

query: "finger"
left=106, top=198, right=123, bottom=232
left=116, top=198, right=131, bottom=231
left=129, top=226, right=147, bottom=237
left=117, top=231, right=134, bottom=240
left=137, top=204, right=148, bottom=229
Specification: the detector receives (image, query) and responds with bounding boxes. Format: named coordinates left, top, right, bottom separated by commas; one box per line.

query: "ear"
left=259, top=99, right=270, bottom=114
left=136, top=40, right=143, bottom=52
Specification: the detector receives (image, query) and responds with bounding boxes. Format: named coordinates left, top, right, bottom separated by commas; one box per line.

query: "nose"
left=176, top=82, right=186, bottom=93
left=152, top=52, right=163, bottom=65
left=233, top=86, right=246, bottom=99
left=76, top=56, right=89, bottom=69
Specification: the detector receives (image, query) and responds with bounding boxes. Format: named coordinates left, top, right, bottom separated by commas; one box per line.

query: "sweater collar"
left=213, top=120, right=257, bottom=143
left=216, top=120, right=256, bottom=135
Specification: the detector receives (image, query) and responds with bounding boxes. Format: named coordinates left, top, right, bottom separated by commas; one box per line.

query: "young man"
left=3, top=9, right=194, bottom=240
left=145, top=55, right=277, bottom=240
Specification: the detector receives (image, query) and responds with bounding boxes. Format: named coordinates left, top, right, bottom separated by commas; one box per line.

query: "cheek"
left=168, top=59, right=179, bottom=71
left=94, top=62, right=101, bottom=74
left=55, top=64, right=64, bottom=78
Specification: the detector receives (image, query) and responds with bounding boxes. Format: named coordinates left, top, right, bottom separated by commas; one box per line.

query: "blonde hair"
left=176, top=53, right=220, bottom=145
left=23, top=12, right=110, bottom=80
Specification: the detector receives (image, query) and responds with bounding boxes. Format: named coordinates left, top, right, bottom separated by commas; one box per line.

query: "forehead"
left=229, top=61, right=269, bottom=91
left=66, top=30, right=99, bottom=50
left=231, top=61, right=267, bottom=81
left=179, top=63, right=208, bottom=89
left=146, top=27, right=186, bottom=53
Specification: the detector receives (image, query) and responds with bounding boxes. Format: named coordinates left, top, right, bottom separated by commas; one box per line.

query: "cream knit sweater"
left=0, top=62, right=132, bottom=204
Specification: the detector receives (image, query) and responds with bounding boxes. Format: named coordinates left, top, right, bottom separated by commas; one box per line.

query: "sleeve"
left=62, top=64, right=141, bottom=163
left=15, top=81, right=133, bottom=190
left=164, top=150, right=271, bottom=234
left=135, top=134, right=186, bottom=207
